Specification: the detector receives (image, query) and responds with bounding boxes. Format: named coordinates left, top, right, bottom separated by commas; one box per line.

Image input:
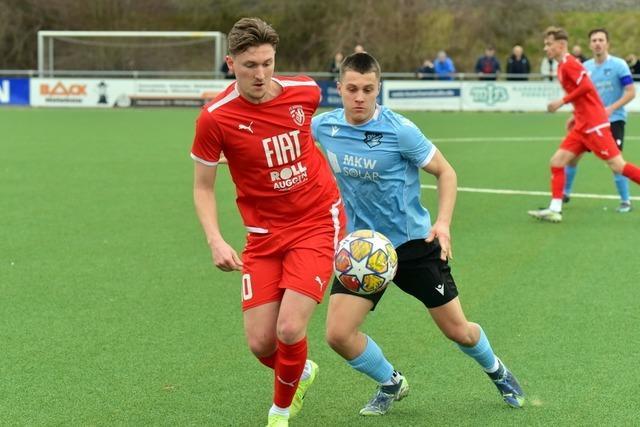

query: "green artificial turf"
left=1, top=108, right=638, bottom=426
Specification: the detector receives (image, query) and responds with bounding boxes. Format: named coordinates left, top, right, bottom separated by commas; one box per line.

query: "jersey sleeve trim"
left=272, top=77, right=318, bottom=88
left=191, top=152, right=218, bottom=166
left=419, top=146, right=437, bottom=168
left=207, top=86, right=240, bottom=113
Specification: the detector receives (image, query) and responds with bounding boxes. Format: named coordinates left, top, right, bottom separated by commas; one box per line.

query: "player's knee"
left=246, top=335, right=276, bottom=357
left=550, top=157, right=565, bottom=168
left=608, top=158, right=625, bottom=174
left=325, top=324, right=349, bottom=350
left=443, top=325, right=475, bottom=346
left=276, top=319, right=306, bottom=344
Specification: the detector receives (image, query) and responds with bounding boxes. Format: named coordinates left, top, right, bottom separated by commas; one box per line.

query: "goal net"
left=37, top=31, right=227, bottom=78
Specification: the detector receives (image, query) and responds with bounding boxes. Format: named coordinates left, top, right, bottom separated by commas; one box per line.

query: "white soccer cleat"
left=616, top=202, right=632, bottom=213
left=527, top=208, right=562, bottom=223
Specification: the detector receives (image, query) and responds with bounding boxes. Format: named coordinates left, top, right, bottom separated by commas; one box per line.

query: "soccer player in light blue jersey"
left=312, top=52, right=524, bottom=416
left=563, top=28, right=636, bottom=212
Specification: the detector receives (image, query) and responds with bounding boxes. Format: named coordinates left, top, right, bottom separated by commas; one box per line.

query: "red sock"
left=622, top=162, right=640, bottom=185
left=551, top=166, right=565, bottom=199
left=258, top=352, right=276, bottom=369
left=273, top=337, right=307, bottom=408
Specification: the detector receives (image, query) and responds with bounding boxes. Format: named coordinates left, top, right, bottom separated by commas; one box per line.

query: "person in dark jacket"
left=506, top=45, right=530, bottom=81
left=416, top=58, right=435, bottom=79
left=626, top=54, right=640, bottom=81
left=475, top=46, right=500, bottom=80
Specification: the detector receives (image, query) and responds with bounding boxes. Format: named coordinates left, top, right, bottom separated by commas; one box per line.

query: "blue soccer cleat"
left=489, top=358, right=525, bottom=408
left=359, top=372, right=410, bottom=416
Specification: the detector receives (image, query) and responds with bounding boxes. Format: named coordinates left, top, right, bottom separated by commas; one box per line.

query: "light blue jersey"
left=584, top=55, right=634, bottom=122
left=312, top=105, right=436, bottom=248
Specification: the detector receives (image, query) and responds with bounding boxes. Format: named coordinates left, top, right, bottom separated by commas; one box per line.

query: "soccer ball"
left=334, top=229, right=398, bottom=295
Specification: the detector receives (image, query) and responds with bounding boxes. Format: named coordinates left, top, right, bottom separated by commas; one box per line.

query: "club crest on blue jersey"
left=363, top=131, right=383, bottom=148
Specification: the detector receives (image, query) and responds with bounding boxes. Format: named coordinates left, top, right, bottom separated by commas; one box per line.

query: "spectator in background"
left=571, top=44, right=588, bottom=62
left=354, top=44, right=365, bottom=53
left=506, top=45, right=530, bottom=81
left=474, top=46, right=501, bottom=80
left=434, top=50, right=456, bottom=80
left=416, top=58, right=435, bottom=79
left=626, top=54, right=640, bottom=81
left=329, top=51, right=344, bottom=79
left=540, top=57, right=558, bottom=80
left=220, top=61, right=234, bottom=79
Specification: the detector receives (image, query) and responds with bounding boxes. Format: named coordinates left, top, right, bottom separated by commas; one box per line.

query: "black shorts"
left=330, top=239, right=458, bottom=310
left=610, top=121, right=625, bottom=151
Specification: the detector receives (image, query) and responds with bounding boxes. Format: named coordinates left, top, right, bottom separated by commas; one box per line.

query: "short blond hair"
left=544, top=26, right=569, bottom=41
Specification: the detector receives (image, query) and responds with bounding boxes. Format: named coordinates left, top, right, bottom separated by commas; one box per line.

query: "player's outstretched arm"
left=193, top=162, right=243, bottom=272
left=422, top=150, right=457, bottom=261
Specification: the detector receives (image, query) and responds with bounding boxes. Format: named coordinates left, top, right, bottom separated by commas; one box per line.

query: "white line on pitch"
left=432, top=136, right=640, bottom=143
left=420, top=184, right=640, bottom=201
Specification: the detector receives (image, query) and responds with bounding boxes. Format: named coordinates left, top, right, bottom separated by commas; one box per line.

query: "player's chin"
left=249, top=88, right=267, bottom=100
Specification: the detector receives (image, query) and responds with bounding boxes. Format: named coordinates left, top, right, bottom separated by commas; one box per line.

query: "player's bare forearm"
left=422, top=150, right=457, bottom=260
left=193, top=163, right=223, bottom=244
left=608, top=84, right=636, bottom=114
left=193, top=163, right=243, bottom=271
left=435, top=166, right=457, bottom=228
left=194, top=185, right=223, bottom=245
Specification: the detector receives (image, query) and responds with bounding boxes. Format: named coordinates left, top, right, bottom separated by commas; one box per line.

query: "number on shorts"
left=241, top=274, right=253, bottom=301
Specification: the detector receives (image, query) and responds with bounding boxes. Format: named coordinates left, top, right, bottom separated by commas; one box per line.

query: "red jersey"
left=191, top=76, right=340, bottom=233
left=557, top=53, right=609, bottom=132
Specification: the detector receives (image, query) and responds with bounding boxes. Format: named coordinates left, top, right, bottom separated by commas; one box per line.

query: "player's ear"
left=336, top=81, right=342, bottom=95
left=226, top=55, right=234, bottom=72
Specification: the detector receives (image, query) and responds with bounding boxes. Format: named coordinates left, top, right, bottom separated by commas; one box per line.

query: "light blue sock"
left=564, top=165, right=577, bottom=196
left=347, top=335, right=394, bottom=383
left=614, top=173, right=630, bottom=203
left=457, top=325, right=497, bottom=371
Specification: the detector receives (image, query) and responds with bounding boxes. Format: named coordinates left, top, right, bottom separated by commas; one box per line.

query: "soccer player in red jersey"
left=190, top=18, right=345, bottom=427
left=528, top=27, right=640, bottom=223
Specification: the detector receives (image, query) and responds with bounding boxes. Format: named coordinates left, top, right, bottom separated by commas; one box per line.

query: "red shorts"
left=240, top=200, right=346, bottom=311
left=560, top=126, right=620, bottom=160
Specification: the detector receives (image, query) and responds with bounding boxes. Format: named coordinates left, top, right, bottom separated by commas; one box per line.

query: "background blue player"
left=312, top=52, right=524, bottom=416
left=563, top=28, right=636, bottom=212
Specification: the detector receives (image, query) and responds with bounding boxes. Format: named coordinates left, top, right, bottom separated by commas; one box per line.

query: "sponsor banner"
left=383, top=81, right=461, bottom=110
left=0, top=78, right=30, bottom=106
left=317, top=80, right=343, bottom=108
left=30, top=78, right=230, bottom=107
left=461, top=81, right=567, bottom=111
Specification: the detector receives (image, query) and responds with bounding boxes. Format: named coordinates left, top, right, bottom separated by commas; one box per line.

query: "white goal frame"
left=37, top=30, right=227, bottom=77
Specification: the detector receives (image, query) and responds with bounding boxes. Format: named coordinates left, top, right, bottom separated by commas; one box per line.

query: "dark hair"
left=588, top=28, right=609, bottom=41
left=228, top=17, right=279, bottom=56
left=544, top=26, right=569, bottom=41
left=339, top=52, right=381, bottom=81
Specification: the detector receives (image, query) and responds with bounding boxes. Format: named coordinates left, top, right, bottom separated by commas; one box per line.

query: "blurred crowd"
left=220, top=42, right=640, bottom=81
left=329, top=43, right=640, bottom=81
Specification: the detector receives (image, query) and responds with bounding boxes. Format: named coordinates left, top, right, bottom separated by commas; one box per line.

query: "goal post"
left=37, top=30, right=227, bottom=77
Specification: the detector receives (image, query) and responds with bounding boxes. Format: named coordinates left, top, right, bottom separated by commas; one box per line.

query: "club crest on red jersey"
left=289, top=105, right=305, bottom=126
